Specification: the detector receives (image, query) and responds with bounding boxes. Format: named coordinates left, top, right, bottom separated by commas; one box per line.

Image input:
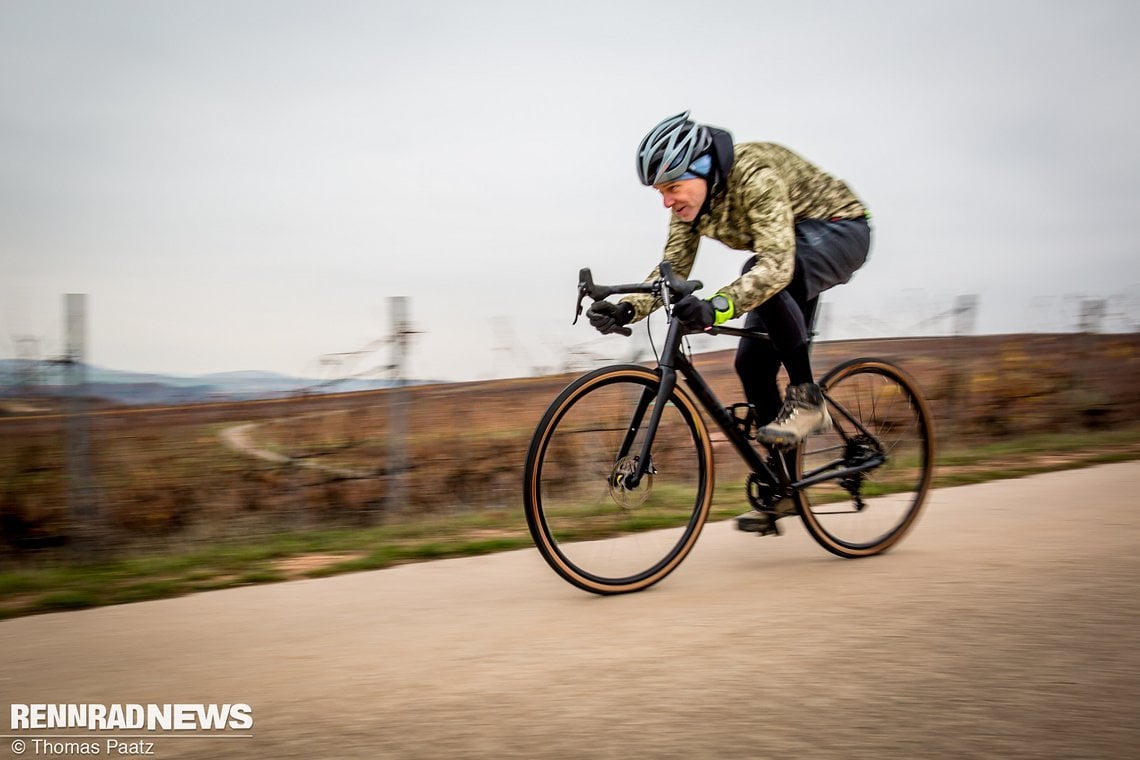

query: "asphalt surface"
left=2, top=462, right=1138, bottom=759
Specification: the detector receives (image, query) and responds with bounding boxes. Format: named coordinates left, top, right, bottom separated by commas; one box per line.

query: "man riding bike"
left=586, top=110, right=872, bottom=531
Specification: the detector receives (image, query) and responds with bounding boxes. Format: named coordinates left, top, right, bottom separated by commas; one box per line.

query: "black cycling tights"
left=734, top=285, right=818, bottom=425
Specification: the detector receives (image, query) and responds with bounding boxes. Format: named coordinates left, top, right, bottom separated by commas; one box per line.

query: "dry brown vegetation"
left=1, top=333, right=1138, bottom=558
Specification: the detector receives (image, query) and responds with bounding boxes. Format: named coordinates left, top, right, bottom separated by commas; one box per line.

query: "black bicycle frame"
left=585, top=261, right=885, bottom=494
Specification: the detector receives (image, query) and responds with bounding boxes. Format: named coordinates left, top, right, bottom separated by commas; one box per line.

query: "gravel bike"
left=524, top=263, right=935, bottom=594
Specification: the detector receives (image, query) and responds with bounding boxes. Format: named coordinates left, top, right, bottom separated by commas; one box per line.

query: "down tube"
left=678, top=359, right=771, bottom=476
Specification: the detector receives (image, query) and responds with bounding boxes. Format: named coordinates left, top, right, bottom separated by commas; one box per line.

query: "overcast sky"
left=2, top=0, right=1138, bottom=382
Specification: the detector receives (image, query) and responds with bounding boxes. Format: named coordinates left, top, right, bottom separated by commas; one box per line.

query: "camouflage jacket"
left=621, top=142, right=867, bottom=321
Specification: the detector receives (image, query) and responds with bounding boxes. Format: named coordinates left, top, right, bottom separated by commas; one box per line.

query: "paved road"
left=3, top=463, right=1138, bottom=759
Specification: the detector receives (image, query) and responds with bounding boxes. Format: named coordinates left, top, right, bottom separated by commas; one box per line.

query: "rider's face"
left=654, top=178, right=707, bottom=223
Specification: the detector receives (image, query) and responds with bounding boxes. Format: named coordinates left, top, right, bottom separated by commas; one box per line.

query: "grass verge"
left=2, top=426, right=1138, bottom=621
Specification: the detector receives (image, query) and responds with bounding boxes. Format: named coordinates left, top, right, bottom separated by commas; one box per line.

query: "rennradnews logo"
left=11, top=703, right=253, bottom=731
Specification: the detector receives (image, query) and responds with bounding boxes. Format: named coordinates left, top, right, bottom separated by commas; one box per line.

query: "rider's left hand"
left=673, top=295, right=715, bottom=329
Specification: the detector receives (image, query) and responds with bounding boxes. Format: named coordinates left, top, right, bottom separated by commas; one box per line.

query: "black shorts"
left=742, top=217, right=871, bottom=304
left=794, top=217, right=871, bottom=301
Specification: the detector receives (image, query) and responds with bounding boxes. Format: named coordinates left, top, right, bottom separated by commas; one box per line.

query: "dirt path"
left=2, top=463, right=1138, bottom=759
left=219, top=419, right=369, bottom=479
left=219, top=422, right=292, bottom=464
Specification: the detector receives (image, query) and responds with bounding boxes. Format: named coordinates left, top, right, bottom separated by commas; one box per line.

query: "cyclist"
left=587, top=111, right=871, bottom=529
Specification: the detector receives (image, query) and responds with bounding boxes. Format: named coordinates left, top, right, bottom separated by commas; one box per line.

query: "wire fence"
left=2, top=331, right=1139, bottom=564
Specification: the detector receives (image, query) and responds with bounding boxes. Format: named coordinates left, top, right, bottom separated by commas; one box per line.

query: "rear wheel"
left=795, top=358, right=935, bottom=558
left=524, top=365, right=714, bottom=594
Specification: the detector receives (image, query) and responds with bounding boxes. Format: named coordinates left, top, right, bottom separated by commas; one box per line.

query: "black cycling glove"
left=673, top=295, right=716, bottom=330
left=586, top=301, right=634, bottom=335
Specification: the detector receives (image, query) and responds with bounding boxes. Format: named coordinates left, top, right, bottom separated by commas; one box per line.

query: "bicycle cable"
left=646, top=314, right=661, bottom=365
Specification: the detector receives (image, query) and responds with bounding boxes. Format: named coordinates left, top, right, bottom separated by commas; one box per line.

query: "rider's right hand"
left=587, top=301, right=634, bottom=335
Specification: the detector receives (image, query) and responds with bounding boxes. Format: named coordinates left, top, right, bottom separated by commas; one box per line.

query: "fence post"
left=63, top=293, right=101, bottom=556
left=385, top=297, right=411, bottom=514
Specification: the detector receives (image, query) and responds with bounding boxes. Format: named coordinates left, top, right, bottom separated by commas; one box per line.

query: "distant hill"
left=0, top=359, right=427, bottom=406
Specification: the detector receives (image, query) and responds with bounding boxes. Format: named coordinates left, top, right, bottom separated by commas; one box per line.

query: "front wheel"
left=795, top=358, right=936, bottom=558
left=524, top=365, right=714, bottom=594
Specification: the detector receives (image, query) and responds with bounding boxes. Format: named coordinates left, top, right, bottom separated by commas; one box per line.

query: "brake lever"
left=573, top=267, right=634, bottom=336
left=572, top=268, right=594, bottom=325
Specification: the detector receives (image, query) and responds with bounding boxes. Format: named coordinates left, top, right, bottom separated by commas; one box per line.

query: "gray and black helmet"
left=636, top=110, right=713, bottom=186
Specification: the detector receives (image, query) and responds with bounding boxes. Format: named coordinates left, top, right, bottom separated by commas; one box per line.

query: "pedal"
left=727, top=403, right=758, bottom=439
left=735, top=512, right=783, bottom=537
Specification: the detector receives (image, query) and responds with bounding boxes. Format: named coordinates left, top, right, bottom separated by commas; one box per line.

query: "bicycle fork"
left=615, top=366, right=678, bottom=491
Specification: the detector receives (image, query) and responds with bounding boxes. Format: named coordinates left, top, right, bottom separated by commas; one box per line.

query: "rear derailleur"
left=840, top=435, right=880, bottom=512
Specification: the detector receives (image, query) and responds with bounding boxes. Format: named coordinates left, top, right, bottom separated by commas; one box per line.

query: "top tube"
left=705, top=324, right=771, bottom=341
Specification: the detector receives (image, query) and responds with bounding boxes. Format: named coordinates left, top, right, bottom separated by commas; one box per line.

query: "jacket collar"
left=691, top=128, right=735, bottom=227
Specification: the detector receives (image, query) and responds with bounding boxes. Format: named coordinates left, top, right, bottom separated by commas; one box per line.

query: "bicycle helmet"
left=636, top=110, right=713, bottom=186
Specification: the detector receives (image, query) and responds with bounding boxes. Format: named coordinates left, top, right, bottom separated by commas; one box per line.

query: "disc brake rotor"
left=609, top=455, right=654, bottom=508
